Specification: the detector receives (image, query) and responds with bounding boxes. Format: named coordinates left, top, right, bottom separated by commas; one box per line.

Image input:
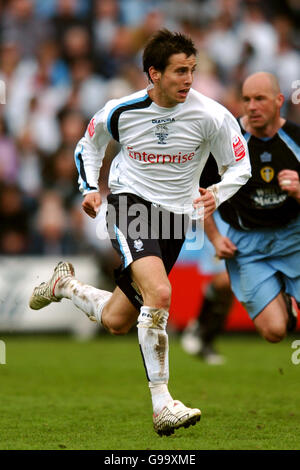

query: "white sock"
left=149, top=382, right=173, bottom=415
left=55, top=277, right=112, bottom=324
left=137, top=306, right=173, bottom=414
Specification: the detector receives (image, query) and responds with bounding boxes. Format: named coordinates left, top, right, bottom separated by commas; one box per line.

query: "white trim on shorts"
left=114, top=224, right=133, bottom=268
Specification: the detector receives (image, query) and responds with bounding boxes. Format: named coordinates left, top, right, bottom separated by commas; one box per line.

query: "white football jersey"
left=75, top=87, right=251, bottom=214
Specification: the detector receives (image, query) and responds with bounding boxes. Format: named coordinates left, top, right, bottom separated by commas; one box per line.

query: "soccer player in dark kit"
left=199, top=72, right=299, bottom=346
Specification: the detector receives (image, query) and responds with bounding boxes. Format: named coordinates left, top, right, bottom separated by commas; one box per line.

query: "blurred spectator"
left=34, top=0, right=58, bottom=19
left=119, top=0, right=159, bottom=27
left=92, top=0, right=120, bottom=56
left=51, top=0, right=90, bottom=43
left=68, top=57, right=108, bottom=118
left=35, top=0, right=91, bottom=20
left=30, top=190, right=78, bottom=255
left=61, top=25, right=92, bottom=66
left=23, top=95, right=62, bottom=156
left=272, top=15, right=300, bottom=103
left=1, top=0, right=53, bottom=59
left=220, top=84, right=244, bottom=117
left=0, top=182, right=31, bottom=254
left=57, top=108, right=87, bottom=148
left=237, top=3, right=278, bottom=75
left=99, top=10, right=166, bottom=80
left=130, top=9, right=166, bottom=54
left=19, top=37, right=72, bottom=153
left=95, top=24, right=136, bottom=79
left=160, top=0, right=207, bottom=29
left=16, top=126, right=42, bottom=197
left=205, top=12, right=243, bottom=81
left=35, top=39, right=70, bottom=88
left=0, top=40, right=36, bottom=137
left=105, top=62, right=148, bottom=101
left=193, top=53, right=225, bottom=101
left=0, top=115, right=19, bottom=184
left=41, top=144, right=78, bottom=209
left=0, top=40, right=20, bottom=82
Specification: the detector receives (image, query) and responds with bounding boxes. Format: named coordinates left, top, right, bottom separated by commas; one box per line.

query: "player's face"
left=242, top=78, right=282, bottom=130
left=150, top=53, right=197, bottom=108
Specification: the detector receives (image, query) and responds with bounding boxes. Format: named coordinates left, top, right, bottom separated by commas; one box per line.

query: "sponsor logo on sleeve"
left=88, top=118, right=96, bottom=138
left=232, top=135, right=246, bottom=161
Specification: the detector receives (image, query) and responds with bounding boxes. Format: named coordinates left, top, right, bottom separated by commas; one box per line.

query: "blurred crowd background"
left=0, top=0, right=299, bottom=285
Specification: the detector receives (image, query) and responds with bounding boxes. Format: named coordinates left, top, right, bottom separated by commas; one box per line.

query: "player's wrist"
left=206, top=185, right=219, bottom=209
left=83, top=189, right=100, bottom=197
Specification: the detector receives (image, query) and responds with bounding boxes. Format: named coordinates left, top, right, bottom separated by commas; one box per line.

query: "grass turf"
left=0, top=333, right=299, bottom=450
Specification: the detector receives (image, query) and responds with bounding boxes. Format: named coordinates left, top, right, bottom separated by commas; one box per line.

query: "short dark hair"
left=143, top=29, right=197, bottom=82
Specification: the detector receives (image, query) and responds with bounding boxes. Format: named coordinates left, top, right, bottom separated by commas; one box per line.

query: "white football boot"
left=29, top=261, right=75, bottom=310
left=153, top=400, right=201, bottom=436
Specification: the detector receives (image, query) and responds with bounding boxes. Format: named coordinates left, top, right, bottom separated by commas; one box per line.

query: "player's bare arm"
left=278, top=169, right=300, bottom=203
left=82, top=192, right=102, bottom=218
left=205, top=214, right=237, bottom=259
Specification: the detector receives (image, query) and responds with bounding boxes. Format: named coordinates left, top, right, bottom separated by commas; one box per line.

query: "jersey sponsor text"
left=127, top=146, right=195, bottom=164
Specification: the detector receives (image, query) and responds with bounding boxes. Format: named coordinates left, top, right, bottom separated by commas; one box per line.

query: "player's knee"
left=109, top=324, right=131, bottom=336
left=260, top=323, right=286, bottom=343
left=102, top=309, right=133, bottom=336
left=104, top=316, right=132, bottom=335
left=151, top=282, right=172, bottom=309
left=213, top=271, right=232, bottom=292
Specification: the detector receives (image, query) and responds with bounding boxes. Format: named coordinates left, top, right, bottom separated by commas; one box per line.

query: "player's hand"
left=82, top=192, right=102, bottom=218
left=211, top=233, right=237, bottom=259
left=193, top=188, right=216, bottom=220
left=278, top=170, right=300, bottom=199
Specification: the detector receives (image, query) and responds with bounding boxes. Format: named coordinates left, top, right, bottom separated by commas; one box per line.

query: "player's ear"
left=149, top=66, right=161, bottom=84
left=276, top=93, right=285, bottom=109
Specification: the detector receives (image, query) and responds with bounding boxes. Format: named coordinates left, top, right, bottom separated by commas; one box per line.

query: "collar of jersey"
left=149, top=98, right=184, bottom=113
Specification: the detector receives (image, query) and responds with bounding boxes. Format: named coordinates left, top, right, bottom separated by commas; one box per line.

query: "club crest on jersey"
left=260, top=151, right=272, bottom=162
left=134, top=238, right=144, bottom=252
left=260, top=166, right=274, bottom=183
left=154, top=123, right=169, bottom=145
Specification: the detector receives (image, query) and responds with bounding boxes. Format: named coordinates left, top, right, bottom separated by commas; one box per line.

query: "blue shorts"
left=226, top=214, right=300, bottom=319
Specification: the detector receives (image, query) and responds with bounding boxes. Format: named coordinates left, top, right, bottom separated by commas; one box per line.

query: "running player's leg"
left=107, top=194, right=201, bottom=434
left=182, top=270, right=233, bottom=363
left=226, top=222, right=300, bottom=343
left=101, top=286, right=139, bottom=334
left=131, top=255, right=173, bottom=413
left=197, top=270, right=233, bottom=349
left=29, top=261, right=138, bottom=332
left=227, top=257, right=297, bottom=343
left=253, top=292, right=290, bottom=342
left=131, top=256, right=171, bottom=309
left=129, top=255, right=201, bottom=435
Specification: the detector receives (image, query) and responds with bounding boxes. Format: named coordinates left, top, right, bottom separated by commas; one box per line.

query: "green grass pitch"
left=0, top=333, right=299, bottom=450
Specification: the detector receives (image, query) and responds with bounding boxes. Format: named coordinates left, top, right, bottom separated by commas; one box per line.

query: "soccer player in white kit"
left=30, top=30, right=251, bottom=436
